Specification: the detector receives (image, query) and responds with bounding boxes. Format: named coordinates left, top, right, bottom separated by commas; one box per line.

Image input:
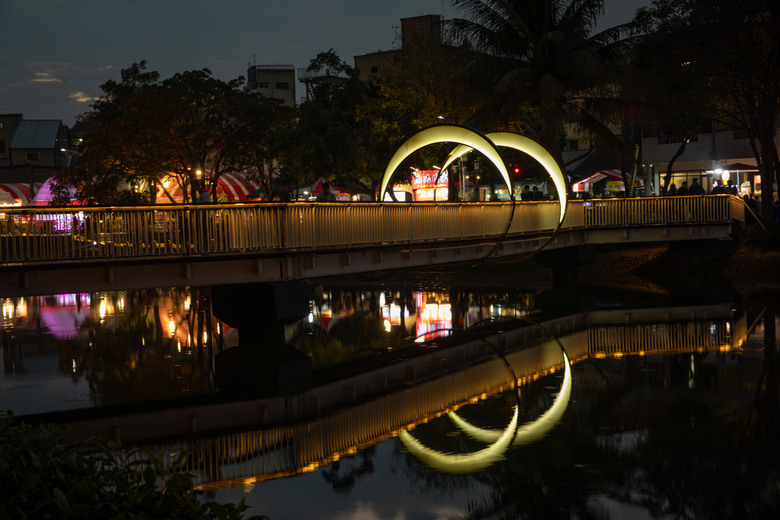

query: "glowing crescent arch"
left=440, top=132, right=568, bottom=223
left=398, top=405, right=518, bottom=474
left=379, top=125, right=511, bottom=201
left=448, top=351, right=571, bottom=446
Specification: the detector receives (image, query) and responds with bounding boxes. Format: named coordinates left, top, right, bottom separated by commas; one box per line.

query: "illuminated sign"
left=411, top=169, right=448, bottom=201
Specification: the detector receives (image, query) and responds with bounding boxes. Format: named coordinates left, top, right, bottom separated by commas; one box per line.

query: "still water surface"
left=2, top=270, right=779, bottom=519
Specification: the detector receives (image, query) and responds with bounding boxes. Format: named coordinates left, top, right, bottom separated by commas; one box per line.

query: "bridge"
left=0, top=195, right=745, bottom=296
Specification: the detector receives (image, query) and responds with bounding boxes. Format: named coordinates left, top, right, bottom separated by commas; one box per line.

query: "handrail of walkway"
left=0, top=195, right=744, bottom=266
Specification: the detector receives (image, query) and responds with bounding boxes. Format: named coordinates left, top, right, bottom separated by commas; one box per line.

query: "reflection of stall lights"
left=379, top=293, right=386, bottom=306
left=169, top=320, right=176, bottom=335
left=2, top=299, right=13, bottom=320
left=177, top=340, right=181, bottom=352
left=308, top=312, right=314, bottom=323
left=384, top=319, right=391, bottom=333
left=17, top=298, right=27, bottom=317
left=184, top=295, right=191, bottom=311
left=422, top=303, right=452, bottom=321
left=72, top=359, right=76, bottom=373
left=99, top=299, right=107, bottom=320
left=217, top=322, right=221, bottom=334
left=203, top=331, right=208, bottom=344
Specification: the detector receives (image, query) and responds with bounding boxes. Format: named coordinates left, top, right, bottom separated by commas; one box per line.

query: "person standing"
left=316, top=182, right=337, bottom=202
left=689, top=178, right=705, bottom=195
left=678, top=181, right=690, bottom=196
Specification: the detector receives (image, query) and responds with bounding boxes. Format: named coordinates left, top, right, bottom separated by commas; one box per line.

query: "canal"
left=2, top=247, right=779, bottom=519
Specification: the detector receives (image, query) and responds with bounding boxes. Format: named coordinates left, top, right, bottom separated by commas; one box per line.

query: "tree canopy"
left=631, top=0, right=780, bottom=222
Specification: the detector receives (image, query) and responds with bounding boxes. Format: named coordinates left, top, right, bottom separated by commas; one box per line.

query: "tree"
left=355, top=24, right=477, bottom=199
left=446, top=0, right=636, bottom=173
left=52, top=61, right=165, bottom=205
left=632, top=0, right=780, bottom=223
left=157, top=69, right=250, bottom=203
left=57, top=62, right=278, bottom=205
left=233, top=93, right=296, bottom=201
left=291, top=51, right=373, bottom=194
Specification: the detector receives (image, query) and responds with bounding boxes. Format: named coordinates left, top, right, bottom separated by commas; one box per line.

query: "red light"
left=514, top=167, right=520, bottom=174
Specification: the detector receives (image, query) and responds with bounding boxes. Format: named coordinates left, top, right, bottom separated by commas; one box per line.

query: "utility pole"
left=27, top=161, right=34, bottom=206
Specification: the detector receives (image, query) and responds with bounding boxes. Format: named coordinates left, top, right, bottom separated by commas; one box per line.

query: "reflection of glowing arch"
left=440, top=132, right=568, bottom=223
left=400, top=349, right=571, bottom=474
left=380, top=125, right=510, bottom=201
left=399, top=405, right=518, bottom=474
left=448, top=350, right=571, bottom=446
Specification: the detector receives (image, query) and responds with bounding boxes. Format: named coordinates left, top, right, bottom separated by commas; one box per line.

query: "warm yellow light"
left=169, top=319, right=176, bottom=335
left=380, top=125, right=510, bottom=201
left=440, top=131, right=568, bottom=223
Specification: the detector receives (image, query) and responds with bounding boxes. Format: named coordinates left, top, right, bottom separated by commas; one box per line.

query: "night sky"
left=0, top=0, right=648, bottom=128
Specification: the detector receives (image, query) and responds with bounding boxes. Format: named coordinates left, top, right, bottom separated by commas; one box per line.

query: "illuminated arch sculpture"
left=379, top=126, right=568, bottom=224
left=440, top=132, right=568, bottom=224
left=379, top=125, right=510, bottom=204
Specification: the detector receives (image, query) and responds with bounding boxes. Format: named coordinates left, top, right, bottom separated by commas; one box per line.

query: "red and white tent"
left=0, top=183, right=43, bottom=206
left=296, top=178, right=350, bottom=199
left=571, top=170, right=624, bottom=192
left=155, top=172, right=261, bottom=204
left=218, top=172, right=261, bottom=200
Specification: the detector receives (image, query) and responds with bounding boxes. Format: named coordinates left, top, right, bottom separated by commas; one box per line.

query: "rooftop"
left=10, top=120, right=63, bottom=149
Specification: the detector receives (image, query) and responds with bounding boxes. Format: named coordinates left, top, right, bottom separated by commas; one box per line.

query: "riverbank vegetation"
left=0, top=413, right=265, bottom=520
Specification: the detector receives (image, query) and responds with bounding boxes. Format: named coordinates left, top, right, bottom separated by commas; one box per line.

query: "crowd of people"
left=520, top=185, right=547, bottom=200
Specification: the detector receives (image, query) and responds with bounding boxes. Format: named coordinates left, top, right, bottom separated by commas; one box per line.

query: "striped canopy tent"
left=155, top=172, right=261, bottom=204
left=296, top=178, right=350, bottom=200
left=217, top=171, right=261, bottom=201
left=571, top=170, right=624, bottom=192
left=0, top=183, right=43, bottom=206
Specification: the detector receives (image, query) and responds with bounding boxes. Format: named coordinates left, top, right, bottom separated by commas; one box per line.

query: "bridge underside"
left=0, top=223, right=737, bottom=297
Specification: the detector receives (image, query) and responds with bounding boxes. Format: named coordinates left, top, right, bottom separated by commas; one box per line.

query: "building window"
left=370, top=66, right=378, bottom=73
left=27, top=152, right=38, bottom=161
left=566, top=139, right=579, bottom=151
left=258, top=82, right=269, bottom=88
left=275, top=82, right=289, bottom=90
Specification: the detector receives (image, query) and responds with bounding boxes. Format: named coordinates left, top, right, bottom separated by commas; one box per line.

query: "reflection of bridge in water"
left=66, top=302, right=748, bottom=488
left=0, top=195, right=745, bottom=296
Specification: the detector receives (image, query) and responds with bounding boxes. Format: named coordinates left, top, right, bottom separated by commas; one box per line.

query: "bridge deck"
left=0, top=195, right=745, bottom=295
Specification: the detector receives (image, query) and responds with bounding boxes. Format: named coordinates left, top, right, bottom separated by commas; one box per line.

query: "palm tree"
left=447, top=0, right=635, bottom=170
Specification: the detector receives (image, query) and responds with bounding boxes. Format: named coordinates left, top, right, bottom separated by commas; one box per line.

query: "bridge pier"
left=535, top=244, right=597, bottom=289
left=211, top=281, right=312, bottom=397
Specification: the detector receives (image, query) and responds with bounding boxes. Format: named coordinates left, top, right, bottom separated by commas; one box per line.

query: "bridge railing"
left=582, top=194, right=743, bottom=227
left=0, top=195, right=743, bottom=265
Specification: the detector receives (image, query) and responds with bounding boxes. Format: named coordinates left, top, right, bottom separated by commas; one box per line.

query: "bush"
left=0, top=413, right=266, bottom=520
